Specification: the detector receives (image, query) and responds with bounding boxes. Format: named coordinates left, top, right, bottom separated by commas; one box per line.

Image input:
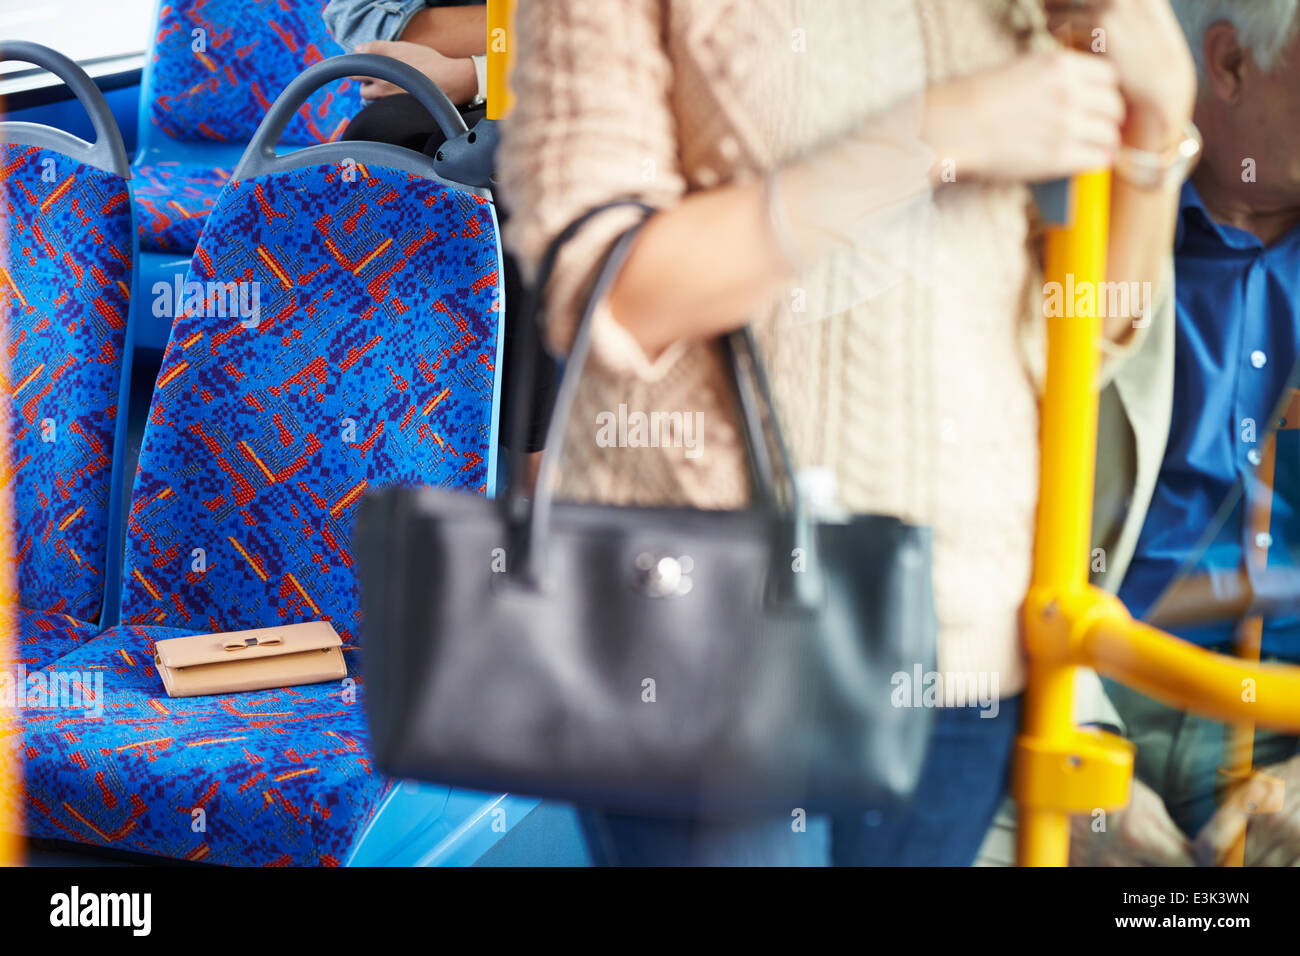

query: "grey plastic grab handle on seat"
left=433, top=116, right=499, bottom=188
left=233, top=54, right=467, bottom=182
left=0, top=40, right=130, bottom=177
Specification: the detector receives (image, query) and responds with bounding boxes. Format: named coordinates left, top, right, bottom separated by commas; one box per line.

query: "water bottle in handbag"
left=357, top=200, right=938, bottom=815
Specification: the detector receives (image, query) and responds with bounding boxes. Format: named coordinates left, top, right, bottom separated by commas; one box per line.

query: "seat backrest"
left=0, top=145, right=133, bottom=622
left=119, top=160, right=500, bottom=640
left=146, top=0, right=354, bottom=146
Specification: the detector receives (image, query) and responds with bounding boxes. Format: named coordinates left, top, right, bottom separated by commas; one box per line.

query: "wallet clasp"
left=224, top=634, right=283, bottom=651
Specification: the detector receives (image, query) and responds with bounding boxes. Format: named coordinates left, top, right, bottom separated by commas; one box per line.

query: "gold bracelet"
left=1114, top=121, right=1203, bottom=191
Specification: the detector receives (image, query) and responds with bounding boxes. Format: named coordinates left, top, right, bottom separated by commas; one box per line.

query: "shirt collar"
left=1176, top=181, right=1285, bottom=255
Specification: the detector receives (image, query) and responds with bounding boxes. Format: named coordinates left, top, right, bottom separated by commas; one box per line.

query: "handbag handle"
left=504, top=199, right=815, bottom=599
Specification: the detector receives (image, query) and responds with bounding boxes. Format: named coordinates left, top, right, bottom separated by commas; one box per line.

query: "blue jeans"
left=578, top=695, right=1022, bottom=866
left=832, top=695, right=1022, bottom=865
left=578, top=810, right=831, bottom=866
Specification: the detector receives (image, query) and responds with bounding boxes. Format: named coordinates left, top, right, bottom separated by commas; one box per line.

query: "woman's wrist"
left=919, top=84, right=981, bottom=184
left=1123, top=109, right=1189, bottom=152
left=1122, top=79, right=1195, bottom=152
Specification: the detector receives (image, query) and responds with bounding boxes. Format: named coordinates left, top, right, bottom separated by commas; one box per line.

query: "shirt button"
left=1248, top=449, right=1262, bottom=466
left=1251, top=350, right=1267, bottom=369
left=1256, top=532, right=1273, bottom=549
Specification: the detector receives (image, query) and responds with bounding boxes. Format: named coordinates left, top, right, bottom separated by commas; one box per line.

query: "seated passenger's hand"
left=1198, top=757, right=1300, bottom=867
left=352, top=40, right=478, bottom=106
left=1070, top=776, right=1195, bottom=866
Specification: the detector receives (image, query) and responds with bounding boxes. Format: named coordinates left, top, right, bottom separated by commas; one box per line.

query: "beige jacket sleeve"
left=497, top=0, right=687, bottom=375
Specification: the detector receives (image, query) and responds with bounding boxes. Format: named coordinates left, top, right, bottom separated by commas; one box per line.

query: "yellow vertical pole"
left=0, top=497, right=17, bottom=867
left=0, top=171, right=20, bottom=865
left=1017, top=170, right=1112, bottom=866
left=485, top=0, right=515, bottom=121
left=1215, top=391, right=1299, bottom=864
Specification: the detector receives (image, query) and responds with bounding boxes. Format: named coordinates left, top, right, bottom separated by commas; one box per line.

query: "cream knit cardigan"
left=499, top=0, right=1069, bottom=697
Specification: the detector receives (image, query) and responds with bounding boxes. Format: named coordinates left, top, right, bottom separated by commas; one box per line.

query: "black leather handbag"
left=357, top=201, right=938, bottom=816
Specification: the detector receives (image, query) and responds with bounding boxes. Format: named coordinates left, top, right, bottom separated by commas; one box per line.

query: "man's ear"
left=1202, top=21, right=1247, bottom=104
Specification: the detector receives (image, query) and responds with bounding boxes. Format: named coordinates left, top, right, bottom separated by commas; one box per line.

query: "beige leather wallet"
left=153, top=621, right=346, bottom=697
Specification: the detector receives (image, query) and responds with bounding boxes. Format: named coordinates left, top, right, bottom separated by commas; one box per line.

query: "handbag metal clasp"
left=634, top=552, right=694, bottom=598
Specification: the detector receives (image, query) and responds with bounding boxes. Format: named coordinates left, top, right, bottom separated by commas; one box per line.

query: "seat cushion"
left=132, top=162, right=231, bottom=254
left=0, top=605, right=98, bottom=671
left=21, top=624, right=389, bottom=865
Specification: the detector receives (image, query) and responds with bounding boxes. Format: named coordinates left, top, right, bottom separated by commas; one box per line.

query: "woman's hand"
left=1045, top=0, right=1197, bottom=150
left=352, top=40, right=478, bottom=106
left=923, top=49, right=1125, bottom=183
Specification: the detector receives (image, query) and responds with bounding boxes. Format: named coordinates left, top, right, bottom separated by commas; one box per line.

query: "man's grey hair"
left=1171, top=0, right=1300, bottom=76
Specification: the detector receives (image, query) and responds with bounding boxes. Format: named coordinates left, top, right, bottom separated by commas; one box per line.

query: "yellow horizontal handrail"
left=1020, top=161, right=1300, bottom=863
left=1084, top=613, right=1300, bottom=733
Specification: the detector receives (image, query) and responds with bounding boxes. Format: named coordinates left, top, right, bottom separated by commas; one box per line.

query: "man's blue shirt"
left=1119, top=182, right=1300, bottom=655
